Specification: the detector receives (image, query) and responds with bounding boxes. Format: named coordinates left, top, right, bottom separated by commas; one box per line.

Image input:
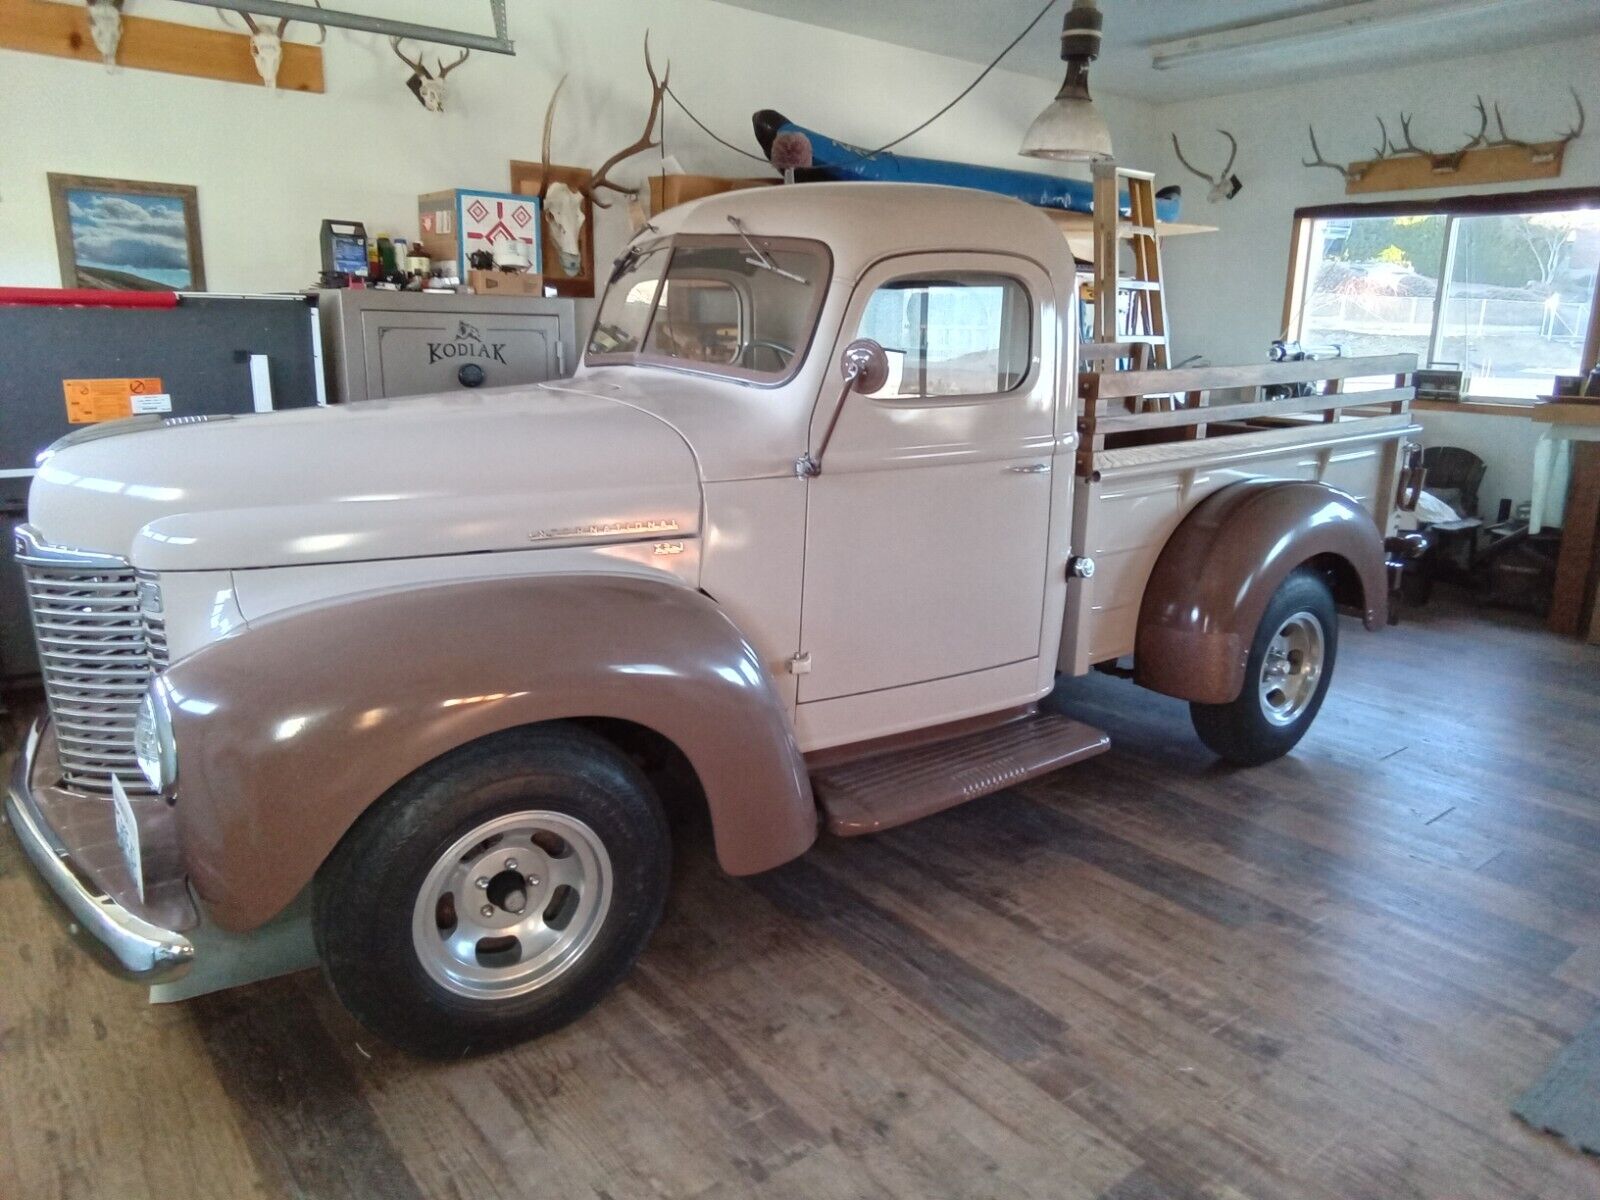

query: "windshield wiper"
left=608, top=245, right=643, bottom=285
left=727, top=215, right=808, bottom=284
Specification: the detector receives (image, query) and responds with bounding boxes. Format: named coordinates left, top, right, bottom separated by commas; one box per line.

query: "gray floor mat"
left=1514, top=1013, right=1600, bottom=1157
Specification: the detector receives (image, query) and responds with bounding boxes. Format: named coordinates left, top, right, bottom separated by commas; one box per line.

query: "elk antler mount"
left=506, top=34, right=670, bottom=299
left=1303, top=89, right=1583, bottom=194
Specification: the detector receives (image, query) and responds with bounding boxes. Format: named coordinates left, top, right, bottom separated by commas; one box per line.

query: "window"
left=1437, top=214, right=1597, bottom=399
left=587, top=237, right=829, bottom=381
left=646, top=278, right=743, bottom=366
left=1288, top=197, right=1600, bottom=402
left=856, top=273, right=1031, bottom=399
left=586, top=245, right=668, bottom=356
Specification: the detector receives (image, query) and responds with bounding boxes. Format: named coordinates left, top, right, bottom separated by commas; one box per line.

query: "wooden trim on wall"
left=1294, top=185, right=1600, bottom=223
left=1583, top=277, right=1600, bottom=376
left=1280, top=215, right=1311, bottom=340
left=0, top=0, right=325, bottom=92
left=1411, top=398, right=1536, bottom=418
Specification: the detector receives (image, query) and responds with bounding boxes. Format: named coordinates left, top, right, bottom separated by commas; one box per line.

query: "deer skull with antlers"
left=86, top=0, right=123, bottom=70
left=391, top=38, right=471, bottom=113
left=532, top=36, right=669, bottom=278
left=215, top=2, right=324, bottom=90
left=1170, top=130, right=1241, bottom=202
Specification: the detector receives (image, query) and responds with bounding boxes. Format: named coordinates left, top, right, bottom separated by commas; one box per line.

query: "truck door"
left=797, top=253, right=1057, bottom=707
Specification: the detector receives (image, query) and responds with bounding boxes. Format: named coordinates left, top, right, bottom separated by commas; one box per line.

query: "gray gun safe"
left=318, top=290, right=579, bottom=402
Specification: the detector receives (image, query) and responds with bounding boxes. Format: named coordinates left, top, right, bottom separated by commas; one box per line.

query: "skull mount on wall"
left=86, top=0, right=124, bottom=70
left=214, top=2, right=325, bottom=91
left=390, top=38, right=471, bottom=113
left=531, top=38, right=670, bottom=284
left=543, top=181, right=587, bottom=277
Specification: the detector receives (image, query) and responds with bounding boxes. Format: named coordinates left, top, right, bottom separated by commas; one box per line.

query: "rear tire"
left=314, top=724, right=669, bottom=1058
left=1190, top=568, right=1338, bottom=766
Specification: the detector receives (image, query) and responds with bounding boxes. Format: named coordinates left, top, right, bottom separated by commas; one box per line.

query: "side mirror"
left=796, top=339, right=890, bottom=478
left=840, top=337, right=890, bottom=395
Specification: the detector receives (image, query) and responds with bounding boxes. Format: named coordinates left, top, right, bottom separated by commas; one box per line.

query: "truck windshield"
left=586, top=235, right=830, bottom=382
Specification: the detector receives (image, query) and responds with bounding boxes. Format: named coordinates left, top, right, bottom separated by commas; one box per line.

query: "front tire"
left=314, top=724, right=669, bottom=1058
left=1189, top=567, right=1338, bottom=766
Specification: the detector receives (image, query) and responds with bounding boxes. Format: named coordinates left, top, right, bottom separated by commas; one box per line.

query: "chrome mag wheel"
left=410, top=810, right=613, bottom=1000
left=1258, top=611, right=1325, bottom=727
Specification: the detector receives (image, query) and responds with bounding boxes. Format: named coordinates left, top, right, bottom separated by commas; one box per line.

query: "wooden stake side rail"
left=1075, top=353, right=1416, bottom=478
left=1085, top=353, right=1417, bottom=400
left=1093, top=387, right=1412, bottom=434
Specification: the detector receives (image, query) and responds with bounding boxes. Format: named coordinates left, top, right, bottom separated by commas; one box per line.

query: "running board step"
left=812, top=713, right=1110, bottom=837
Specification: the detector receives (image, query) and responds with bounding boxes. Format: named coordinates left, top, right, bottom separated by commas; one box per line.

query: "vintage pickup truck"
left=6, top=183, right=1423, bottom=1056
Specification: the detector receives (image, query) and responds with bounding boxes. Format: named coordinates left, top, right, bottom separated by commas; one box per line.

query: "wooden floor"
left=2, top=598, right=1598, bottom=1200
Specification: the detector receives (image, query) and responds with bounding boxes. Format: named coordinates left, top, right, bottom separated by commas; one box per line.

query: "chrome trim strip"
left=13, top=524, right=132, bottom=570
left=3, top=720, right=194, bottom=982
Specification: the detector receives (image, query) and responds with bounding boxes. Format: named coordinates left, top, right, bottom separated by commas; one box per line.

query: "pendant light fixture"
left=1020, top=0, right=1113, bottom=162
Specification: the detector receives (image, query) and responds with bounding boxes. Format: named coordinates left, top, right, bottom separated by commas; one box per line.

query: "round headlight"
left=134, top=681, right=178, bottom=796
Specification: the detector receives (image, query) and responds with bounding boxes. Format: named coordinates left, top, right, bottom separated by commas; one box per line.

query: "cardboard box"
left=467, top=269, right=545, bottom=297
left=418, top=189, right=543, bottom=280
left=648, top=174, right=777, bottom=216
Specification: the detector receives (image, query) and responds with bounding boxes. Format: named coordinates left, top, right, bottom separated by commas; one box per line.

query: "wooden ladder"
left=1090, top=162, right=1169, bottom=372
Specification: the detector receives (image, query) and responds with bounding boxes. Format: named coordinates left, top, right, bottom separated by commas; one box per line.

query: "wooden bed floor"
left=2, top=599, right=1598, bottom=1199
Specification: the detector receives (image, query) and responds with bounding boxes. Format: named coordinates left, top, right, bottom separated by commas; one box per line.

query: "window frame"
left=645, top=273, right=748, bottom=368
left=584, top=233, right=833, bottom=388
left=1282, top=187, right=1600, bottom=406
left=854, top=269, right=1037, bottom=404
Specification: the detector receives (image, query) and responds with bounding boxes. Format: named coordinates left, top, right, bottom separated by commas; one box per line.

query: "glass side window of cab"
left=855, top=274, right=1032, bottom=399
left=587, top=238, right=829, bottom=381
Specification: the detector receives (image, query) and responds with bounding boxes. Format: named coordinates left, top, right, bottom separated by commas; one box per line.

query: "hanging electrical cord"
left=869, top=0, right=1058, bottom=156
left=664, top=83, right=769, bottom=162
left=663, top=0, right=1060, bottom=164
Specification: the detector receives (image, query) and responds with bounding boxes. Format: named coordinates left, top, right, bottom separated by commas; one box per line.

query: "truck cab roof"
left=643, top=182, right=1078, bottom=285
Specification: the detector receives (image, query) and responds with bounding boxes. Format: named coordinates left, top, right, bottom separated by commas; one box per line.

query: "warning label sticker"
left=62, top=377, right=165, bottom=424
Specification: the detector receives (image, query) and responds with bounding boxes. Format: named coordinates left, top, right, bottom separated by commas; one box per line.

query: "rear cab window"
left=587, top=235, right=832, bottom=383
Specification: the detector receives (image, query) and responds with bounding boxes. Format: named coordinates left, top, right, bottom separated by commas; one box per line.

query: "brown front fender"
left=165, top=574, right=816, bottom=932
left=1134, top=480, right=1387, bottom=705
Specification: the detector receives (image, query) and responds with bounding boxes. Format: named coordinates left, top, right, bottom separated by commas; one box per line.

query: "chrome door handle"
left=1009, top=463, right=1050, bottom=474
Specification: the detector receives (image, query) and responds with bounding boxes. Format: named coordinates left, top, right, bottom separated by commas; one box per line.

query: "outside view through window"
left=1297, top=208, right=1599, bottom=399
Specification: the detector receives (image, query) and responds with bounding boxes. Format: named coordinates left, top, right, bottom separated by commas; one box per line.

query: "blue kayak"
left=752, top=110, right=1181, bottom=222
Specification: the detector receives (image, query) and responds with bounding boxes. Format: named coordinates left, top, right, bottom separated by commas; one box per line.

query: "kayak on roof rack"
left=751, top=109, right=1181, bottom=222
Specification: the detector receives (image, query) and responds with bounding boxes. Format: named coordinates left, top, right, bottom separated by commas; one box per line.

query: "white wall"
left=5, top=4, right=1593, bottom=512
left=1154, top=34, right=1600, bottom=515
left=1157, top=33, right=1600, bottom=365
left=0, top=0, right=1159, bottom=322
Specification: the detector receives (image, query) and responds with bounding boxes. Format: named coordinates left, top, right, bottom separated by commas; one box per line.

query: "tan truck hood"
left=27, top=386, right=702, bottom=571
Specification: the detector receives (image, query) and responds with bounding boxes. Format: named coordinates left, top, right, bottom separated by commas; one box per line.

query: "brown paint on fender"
left=165, top=575, right=815, bottom=932
left=1134, top=481, right=1388, bottom=705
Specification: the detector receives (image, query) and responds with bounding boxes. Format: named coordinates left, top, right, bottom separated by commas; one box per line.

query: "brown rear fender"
left=1134, top=480, right=1387, bottom=705
left=164, top=574, right=816, bottom=932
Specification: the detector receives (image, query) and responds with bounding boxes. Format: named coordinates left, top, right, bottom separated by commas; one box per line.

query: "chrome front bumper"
left=3, top=721, right=195, bottom=982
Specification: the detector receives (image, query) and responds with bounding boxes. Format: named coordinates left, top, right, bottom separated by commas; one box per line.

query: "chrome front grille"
left=139, top=573, right=168, bottom=669
left=15, top=527, right=157, bottom=795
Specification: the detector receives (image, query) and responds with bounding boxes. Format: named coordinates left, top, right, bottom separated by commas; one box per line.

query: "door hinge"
left=787, top=651, right=813, bottom=675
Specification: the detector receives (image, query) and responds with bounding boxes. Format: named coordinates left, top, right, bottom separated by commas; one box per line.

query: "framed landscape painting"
left=48, top=174, right=206, bottom=291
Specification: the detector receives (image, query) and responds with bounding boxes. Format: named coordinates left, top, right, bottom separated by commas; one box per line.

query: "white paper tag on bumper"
left=110, top=775, right=145, bottom=903
left=130, top=392, right=173, bottom=415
